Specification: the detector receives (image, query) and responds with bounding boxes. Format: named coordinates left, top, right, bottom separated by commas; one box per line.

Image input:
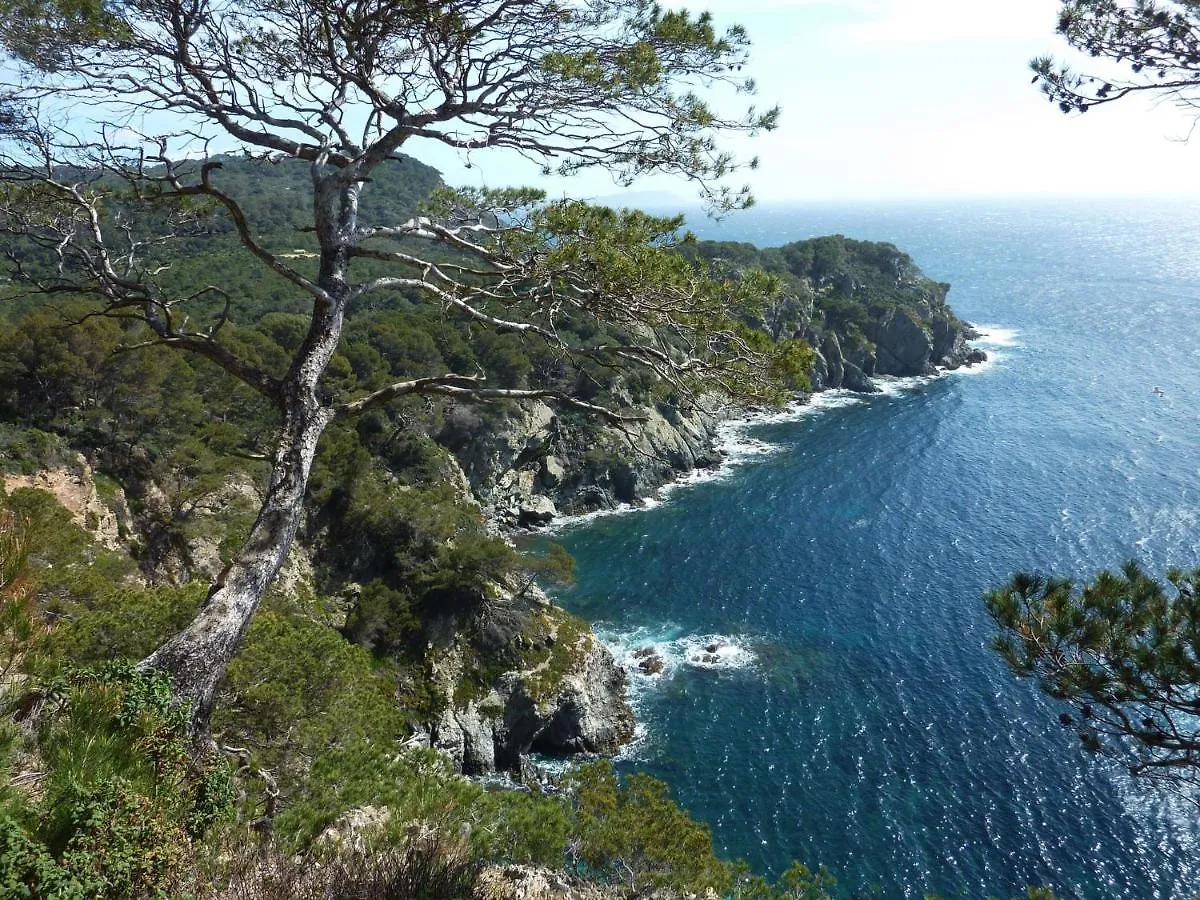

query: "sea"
left=546, top=198, right=1200, bottom=898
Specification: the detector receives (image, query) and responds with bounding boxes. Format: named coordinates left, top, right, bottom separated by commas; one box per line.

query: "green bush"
left=215, top=599, right=411, bottom=808
left=0, top=428, right=77, bottom=477
left=0, top=815, right=87, bottom=899
left=275, top=743, right=572, bottom=867
left=566, top=760, right=732, bottom=894
left=0, top=665, right=233, bottom=899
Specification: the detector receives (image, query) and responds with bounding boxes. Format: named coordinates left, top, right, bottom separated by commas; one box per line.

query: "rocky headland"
left=0, top=160, right=984, bottom=781
left=440, top=234, right=986, bottom=531
left=400, top=236, right=988, bottom=777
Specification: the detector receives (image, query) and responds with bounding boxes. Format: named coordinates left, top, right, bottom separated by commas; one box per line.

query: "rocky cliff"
left=424, top=595, right=634, bottom=774
left=439, top=235, right=986, bottom=529
left=437, top=397, right=724, bottom=528
left=0, top=223, right=984, bottom=784
left=806, top=306, right=984, bottom=393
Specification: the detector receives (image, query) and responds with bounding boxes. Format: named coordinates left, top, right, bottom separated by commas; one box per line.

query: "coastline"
left=533, top=324, right=1016, bottom=765
left=540, top=323, right=1014, bottom=536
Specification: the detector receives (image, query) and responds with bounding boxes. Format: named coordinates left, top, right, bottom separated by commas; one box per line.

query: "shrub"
left=215, top=599, right=411, bottom=812
left=207, top=837, right=482, bottom=900
left=566, top=761, right=732, bottom=895
left=0, top=665, right=234, bottom=899
left=0, top=815, right=87, bottom=899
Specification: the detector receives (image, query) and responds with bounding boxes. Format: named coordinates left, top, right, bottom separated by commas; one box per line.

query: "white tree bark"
left=141, top=401, right=328, bottom=744
left=142, top=173, right=357, bottom=744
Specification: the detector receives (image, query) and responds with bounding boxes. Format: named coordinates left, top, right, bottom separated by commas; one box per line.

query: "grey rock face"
left=440, top=397, right=725, bottom=526
left=429, top=626, right=634, bottom=776
left=517, top=495, right=558, bottom=528
left=841, top=362, right=879, bottom=393
left=822, top=333, right=845, bottom=388
left=539, top=455, right=566, bottom=488
left=867, top=307, right=936, bottom=376
left=531, top=637, right=635, bottom=757
left=930, top=314, right=959, bottom=365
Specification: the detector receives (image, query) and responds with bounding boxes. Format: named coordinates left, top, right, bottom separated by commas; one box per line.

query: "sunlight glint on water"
left=551, top=200, right=1200, bottom=899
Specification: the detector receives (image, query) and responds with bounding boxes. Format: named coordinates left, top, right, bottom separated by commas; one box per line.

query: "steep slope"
left=0, top=157, right=984, bottom=778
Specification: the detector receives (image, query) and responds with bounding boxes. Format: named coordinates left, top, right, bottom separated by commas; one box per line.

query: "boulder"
left=517, top=495, right=558, bottom=528
left=637, top=654, right=665, bottom=676
left=531, top=635, right=636, bottom=757
left=841, top=362, right=879, bottom=394
left=539, top=455, right=566, bottom=488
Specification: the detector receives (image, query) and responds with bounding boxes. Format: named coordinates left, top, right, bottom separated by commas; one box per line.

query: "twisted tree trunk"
left=141, top=172, right=358, bottom=746
left=139, top=397, right=330, bottom=746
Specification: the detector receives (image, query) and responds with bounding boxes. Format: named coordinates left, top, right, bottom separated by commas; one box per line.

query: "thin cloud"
left=833, top=0, right=1056, bottom=46
left=684, top=0, right=1057, bottom=46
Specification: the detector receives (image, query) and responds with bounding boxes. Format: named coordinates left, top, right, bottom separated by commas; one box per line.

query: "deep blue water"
left=550, top=200, right=1200, bottom=898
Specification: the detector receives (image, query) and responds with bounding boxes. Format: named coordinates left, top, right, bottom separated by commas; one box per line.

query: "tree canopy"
left=0, top=0, right=792, bottom=742
left=988, top=564, right=1200, bottom=796
left=985, top=1, right=1200, bottom=802
left=0, top=0, right=775, bottom=203
left=1033, top=1, right=1200, bottom=114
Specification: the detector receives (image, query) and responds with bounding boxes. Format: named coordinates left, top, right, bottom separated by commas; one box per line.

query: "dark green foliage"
left=1032, top=2, right=1200, bottom=116
left=0, top=303, right=270, bottom=474
left=273, top=742, right=574, bottom=865
left=0, top=487, right=200, bottom=669
left=0, top=0, right=852, bottom=885
left=318, top=464, right=522, bottom=640
left=0, top=498, right=841, bottom=897
left=987, top=562, right=1200, bottom=790
left=0, top=428, right=77, bottom=476
left=52, top=780, right=193, bottom=896
left=522, top=542, right=576, bottom=589
left=215, top=599, right=411, bottom=804
left=0, top=816, right=88, bottom=899
left=686, top=234, right=953, bottom=328
left=193, top=155, right=443, bottom=248
left=343, top=580, right=422, bottom=654
left=681, top=233, right=960, bottom=388
left=566, top=760, right=733, bottom=893
left=733, top=860, right=836, bottom=899
left=0, top=665, right=233, bottom=898
left=38, top=580, right=205, bottom=674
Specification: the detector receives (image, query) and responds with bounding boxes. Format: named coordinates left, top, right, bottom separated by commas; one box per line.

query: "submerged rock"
left=637, top=654, right=665, bottom=676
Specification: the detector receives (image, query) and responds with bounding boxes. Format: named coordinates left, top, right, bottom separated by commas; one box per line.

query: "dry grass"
left=203, top=828, right=483, bottom=900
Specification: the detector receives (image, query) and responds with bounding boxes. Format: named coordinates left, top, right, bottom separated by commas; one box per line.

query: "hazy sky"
left=415, top=0, right=1200, bottom=203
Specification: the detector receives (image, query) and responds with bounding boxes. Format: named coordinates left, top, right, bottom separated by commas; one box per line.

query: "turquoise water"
left=551, top=200, right=1200, bottom=898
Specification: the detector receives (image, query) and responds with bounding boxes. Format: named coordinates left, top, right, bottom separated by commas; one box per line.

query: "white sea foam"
left=540, top=504, right=628, bottom=531
left=872, top=373, right=939, bottom=397
left=600, top=625, right=758, bottom=686
left=597, top=627, right=758, bottom=761
left=952, top=351, right=1003, bottom=375
left=970, top=324, right=1022, bottom=348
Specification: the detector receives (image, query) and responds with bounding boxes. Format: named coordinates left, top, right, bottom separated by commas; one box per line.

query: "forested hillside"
left=0, top=155, right=980, bottom=897
left=684, top=236, right=983, bottom=391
